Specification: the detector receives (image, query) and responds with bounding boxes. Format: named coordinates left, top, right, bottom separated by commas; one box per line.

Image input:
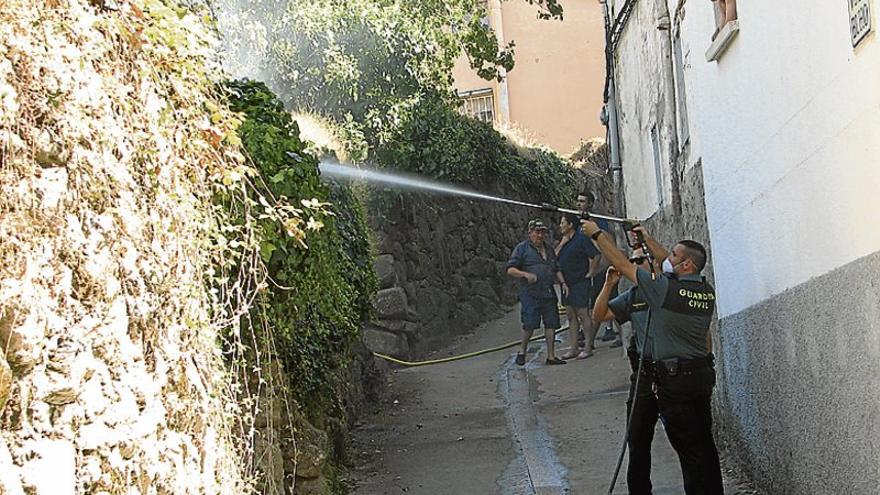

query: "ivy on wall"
left=226, top=79, right=377, bottom=415
left=376, top=98, right=576, bottom=206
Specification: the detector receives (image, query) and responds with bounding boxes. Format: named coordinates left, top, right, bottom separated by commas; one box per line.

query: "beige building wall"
left=452, top=0, right=606, bottom=155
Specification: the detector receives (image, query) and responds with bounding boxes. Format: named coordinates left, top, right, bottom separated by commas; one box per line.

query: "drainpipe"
left=607, top=84, right=623, bottom=216
left=602, top=1, right=624, bottom=217
left=488, top=0, right=511, bottom=124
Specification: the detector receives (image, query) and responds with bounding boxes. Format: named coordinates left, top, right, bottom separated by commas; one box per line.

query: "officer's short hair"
left=579, top=190, right=595, bottom=204
left=678, top=240, right=707, bottom=272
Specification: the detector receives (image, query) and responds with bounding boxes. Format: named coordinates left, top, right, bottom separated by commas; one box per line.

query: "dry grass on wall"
left=0, top=2, right=275, bottom=494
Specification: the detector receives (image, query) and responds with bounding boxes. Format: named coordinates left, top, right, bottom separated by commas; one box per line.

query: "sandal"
left=560, top=351, right=579, bottom=360
left=576, top=350, right=594, bottom=360
left=545, top=357, right=567, bottom=365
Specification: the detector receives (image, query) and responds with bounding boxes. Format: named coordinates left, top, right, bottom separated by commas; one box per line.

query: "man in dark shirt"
left=576, top=191, right=623, bottom=348
left=556, top=213, right=596, bottom=359
left=593, top=249, right=658, bottom=495
left=580, top=220, right=723, bottom=495
left=506, top=219, right=567, bottom=366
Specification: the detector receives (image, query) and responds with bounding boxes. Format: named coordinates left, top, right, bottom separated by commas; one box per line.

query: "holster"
left=660, top=357, right=679, bottom=377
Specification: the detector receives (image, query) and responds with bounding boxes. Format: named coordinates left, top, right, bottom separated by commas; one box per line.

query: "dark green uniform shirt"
left=635, top=268, right=716, bottom=360
left=608, top=286, right=652, bottom=357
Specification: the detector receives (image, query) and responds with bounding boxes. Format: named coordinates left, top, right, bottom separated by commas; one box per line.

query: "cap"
left=528, top=219, right=548, bottom=231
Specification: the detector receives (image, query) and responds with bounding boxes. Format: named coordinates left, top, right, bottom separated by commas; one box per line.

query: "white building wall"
left=613, top=0, right=678, bottom=221
left=668, top=2, right=880, bottom=492
left=678, top=0, right=880, bottom=317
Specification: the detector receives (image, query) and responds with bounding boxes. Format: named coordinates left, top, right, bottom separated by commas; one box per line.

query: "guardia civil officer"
left=593, top=248, right=659, bottom=495
left=580, top=220, right=723, bottom=495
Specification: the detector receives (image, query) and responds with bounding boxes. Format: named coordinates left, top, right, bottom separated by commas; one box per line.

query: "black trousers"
left=655, top=364, right=724, bottom=495
left=626, top=354, right=659, bottom=495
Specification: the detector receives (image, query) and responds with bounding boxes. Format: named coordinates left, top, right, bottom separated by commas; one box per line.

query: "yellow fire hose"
left=372, top=325, right=570, bottom=367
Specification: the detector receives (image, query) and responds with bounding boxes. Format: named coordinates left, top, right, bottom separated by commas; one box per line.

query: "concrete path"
left=349, top=307, right=759, bottom=494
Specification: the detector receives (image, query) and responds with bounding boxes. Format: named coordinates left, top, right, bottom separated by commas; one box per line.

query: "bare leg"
left=544, top=327, right=557, bottom=359
left=520, top=329, right=534, bottom=355
left=577, top=307, right=596, bottom=353
left=563, top=307, right=581, bottom=358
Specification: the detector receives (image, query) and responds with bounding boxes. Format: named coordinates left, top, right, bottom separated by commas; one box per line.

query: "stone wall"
left=361, top=165, right=615, bottom=360
left=363, top=192, right=532, bottom=359
left=247, top=338, right=385, bottom=495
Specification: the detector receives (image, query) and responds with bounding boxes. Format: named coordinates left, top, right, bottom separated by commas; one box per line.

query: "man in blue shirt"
left=506, top=219, right=567, bottom=366
left=555, top=213, right=596, bottom=359
left=577, top=191, right=623, bottom=348
left=580, top=220, right=723, bottom=495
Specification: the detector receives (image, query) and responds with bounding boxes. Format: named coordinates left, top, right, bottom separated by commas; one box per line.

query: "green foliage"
left=376, top=98, right=576, bottom=206
left=226, top=79, right=377, bottom=413
left=217, top=0, right=562, bottom=147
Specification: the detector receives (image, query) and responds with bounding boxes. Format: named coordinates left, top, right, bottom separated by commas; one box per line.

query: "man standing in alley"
left=507, top=219, right=567, bottom=366
left=580, top=220, right=723, bottom=494
left=593, top=248, right=659, bottom=495
left=555, top=213, right=596, bottom=360
left=577, top=190, right=623, bottom=348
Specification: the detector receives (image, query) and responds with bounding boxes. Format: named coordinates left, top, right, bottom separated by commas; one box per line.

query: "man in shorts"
left=577, top=190, right=623, bottom=348
left=506, top=219, right=567, bottom=365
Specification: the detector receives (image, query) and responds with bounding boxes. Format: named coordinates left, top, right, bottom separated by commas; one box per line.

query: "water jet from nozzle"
left=315, top=157, right=636, bottom=225
left=317, top=158, right=540, bottom=210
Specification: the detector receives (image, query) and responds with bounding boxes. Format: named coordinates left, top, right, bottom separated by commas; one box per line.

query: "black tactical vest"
left=661, top=276, right=716, bottom=316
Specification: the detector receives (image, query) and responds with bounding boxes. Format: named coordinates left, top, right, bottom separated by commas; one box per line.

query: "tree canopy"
left=216, top=0, right=563, bottom=152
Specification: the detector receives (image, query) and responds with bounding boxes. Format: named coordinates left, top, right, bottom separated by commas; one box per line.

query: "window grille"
left=459, top=89, right=496, bottom=123
left=849, top=0, right=872, bottom=47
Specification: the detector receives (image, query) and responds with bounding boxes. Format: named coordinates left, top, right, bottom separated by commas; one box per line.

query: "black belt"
left=627, top=350, right=656, bottom=376
left=627, top=349, right=654, bottom=362
left=655, top=355, right=714, bottom=376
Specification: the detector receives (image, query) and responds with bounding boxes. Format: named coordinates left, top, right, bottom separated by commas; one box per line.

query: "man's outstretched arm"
left=581, top=220, right=636, bottom=284
left=592, top=266, right=622, bottom=322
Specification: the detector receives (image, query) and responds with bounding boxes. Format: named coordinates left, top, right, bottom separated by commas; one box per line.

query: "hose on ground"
left=372, top=325, right=570, bottom=367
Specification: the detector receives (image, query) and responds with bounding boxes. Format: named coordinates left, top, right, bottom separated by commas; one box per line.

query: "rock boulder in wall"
left=415, top=287, right=447, bottom=321
left=470, top=280, right=498, bottom=302
left=374, top=319, right=406, bottom=332
left=372, top=287, right=408, bottom=320
left=373, top=254, right=397, bottom=289
left=464, top=256, right=495, bottom=278
left=400, top=322, right=422, bottom=337
left=451, top=301, right=479, bottom=330
left=362, top=327, right=409, bottom=357
left=293, top=416, right=329, bottom=480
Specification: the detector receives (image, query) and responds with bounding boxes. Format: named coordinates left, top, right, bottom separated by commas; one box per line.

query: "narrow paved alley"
left=350, top=308, right=760, bottom=494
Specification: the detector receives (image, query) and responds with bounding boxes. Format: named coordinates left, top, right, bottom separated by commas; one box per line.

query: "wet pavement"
left=349, top=307, right=760, bottom=494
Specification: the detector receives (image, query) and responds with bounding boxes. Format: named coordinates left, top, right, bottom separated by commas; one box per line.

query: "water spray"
left=316, top=158, right=642, bottom=230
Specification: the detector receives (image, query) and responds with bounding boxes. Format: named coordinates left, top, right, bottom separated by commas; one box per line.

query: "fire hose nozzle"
left=622, top=221, right=646, bottom=249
